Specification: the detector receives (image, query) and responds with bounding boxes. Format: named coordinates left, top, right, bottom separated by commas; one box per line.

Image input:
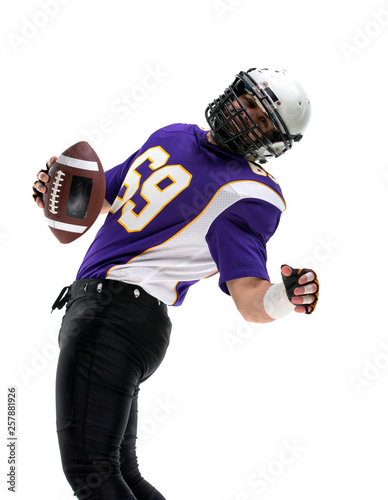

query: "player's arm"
left=226, top=276, right=274, bottom=323
left=100, top=199, right=112, bottom=214
left=33, top=156, right=111, bottom=215
left=226, top=265, right=319, bottom=323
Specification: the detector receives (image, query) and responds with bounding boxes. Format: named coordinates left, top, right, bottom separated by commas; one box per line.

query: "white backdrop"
left=1, top=0, right=388, bottom=499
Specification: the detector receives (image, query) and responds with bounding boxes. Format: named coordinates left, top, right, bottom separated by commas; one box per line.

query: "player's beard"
left=222, top=104, right=266, bottom=145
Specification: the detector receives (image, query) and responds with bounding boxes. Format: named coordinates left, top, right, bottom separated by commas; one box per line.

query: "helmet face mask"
left=205, top=68, right=311, bottom=163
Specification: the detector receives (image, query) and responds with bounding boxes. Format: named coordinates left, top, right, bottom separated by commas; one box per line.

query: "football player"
left=33, top=68, right=319, bottom=500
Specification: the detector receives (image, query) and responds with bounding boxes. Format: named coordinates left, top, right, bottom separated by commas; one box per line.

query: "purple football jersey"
left=76, top=124, right=286, bottom=305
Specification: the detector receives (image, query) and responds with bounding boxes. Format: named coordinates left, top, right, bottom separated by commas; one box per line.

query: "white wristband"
left=263, top=283, right=295, bottom=320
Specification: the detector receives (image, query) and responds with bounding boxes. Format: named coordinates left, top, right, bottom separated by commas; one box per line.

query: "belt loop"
left=51, top=285, right=71, bottom=313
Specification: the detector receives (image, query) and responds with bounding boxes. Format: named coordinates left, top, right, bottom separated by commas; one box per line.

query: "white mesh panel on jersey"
left=107, top=180, right=285, bottom=305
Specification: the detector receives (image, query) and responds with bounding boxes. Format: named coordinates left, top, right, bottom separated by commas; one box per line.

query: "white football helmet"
left=205, top=68, right=311, bottom=163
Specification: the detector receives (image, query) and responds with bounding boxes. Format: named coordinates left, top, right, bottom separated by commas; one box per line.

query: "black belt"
left=51, top=278, right=164, bottom=312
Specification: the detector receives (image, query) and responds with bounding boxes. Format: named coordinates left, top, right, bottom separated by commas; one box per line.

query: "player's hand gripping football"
left=32, top=156, right=57, bottom=208
left=281, top=265, right=319, bottom=314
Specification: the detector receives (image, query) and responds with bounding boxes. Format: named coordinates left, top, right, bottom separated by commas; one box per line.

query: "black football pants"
left=55, top=279, right=172, bottom=500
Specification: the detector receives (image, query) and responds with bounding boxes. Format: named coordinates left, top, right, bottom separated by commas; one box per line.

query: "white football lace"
left=49, top=170, right=65, bottom=215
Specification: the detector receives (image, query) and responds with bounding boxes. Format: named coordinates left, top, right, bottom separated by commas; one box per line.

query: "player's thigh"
left=56, top=300, right=143, bottom=434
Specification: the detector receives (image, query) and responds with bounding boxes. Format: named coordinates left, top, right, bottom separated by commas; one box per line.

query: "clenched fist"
left=281, top=265, right=319, bottom=314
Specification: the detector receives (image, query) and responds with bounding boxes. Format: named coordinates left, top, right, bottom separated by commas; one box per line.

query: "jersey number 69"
left=110, top=146, right=192, bottom=233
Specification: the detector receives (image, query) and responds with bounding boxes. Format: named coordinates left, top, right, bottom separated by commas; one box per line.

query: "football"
left=43, top=141, right=106, bottom=244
